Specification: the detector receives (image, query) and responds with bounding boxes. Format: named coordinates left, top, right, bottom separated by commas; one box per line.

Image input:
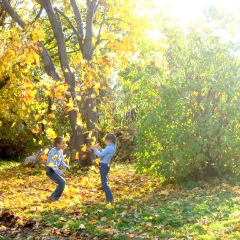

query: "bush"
left=135, top=23, right=240, bottom=182
left=0, top=121, right=37, bottom=160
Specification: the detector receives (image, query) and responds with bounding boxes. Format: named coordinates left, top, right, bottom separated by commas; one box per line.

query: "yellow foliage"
left=46, top=128, right=57, bottom=140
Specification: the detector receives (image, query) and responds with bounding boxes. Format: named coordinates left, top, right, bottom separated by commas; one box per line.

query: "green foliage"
left=135, top=21, right=240, bottom=182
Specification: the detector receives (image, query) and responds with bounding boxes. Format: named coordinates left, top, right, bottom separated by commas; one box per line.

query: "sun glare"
left=154, top=0, right=240, bottom=23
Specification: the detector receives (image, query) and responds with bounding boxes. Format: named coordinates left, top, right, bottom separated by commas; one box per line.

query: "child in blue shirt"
left=90, top=133, right=116, bottom=203
left=46, top=136, right=69, bottom=201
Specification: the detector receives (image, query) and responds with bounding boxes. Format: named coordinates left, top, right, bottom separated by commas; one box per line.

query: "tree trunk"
left=37, top=0, right=87, bottom=164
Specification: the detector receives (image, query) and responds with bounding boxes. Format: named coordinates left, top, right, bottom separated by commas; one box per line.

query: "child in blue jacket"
left=90, top=133, right=116, bottom=203
left=46, top=136, right=69, bottom=201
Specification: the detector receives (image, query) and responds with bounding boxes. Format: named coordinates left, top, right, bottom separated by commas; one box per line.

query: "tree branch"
left=54, top=7, right=83, bottom=52
left=1, top=0, right=60, bottom=81
left=1, top=0, right=26, bottom=28
left=37, top=0, right=76, bottom=98
left=70, top=0, right=84, bottom=38
left=47, top=32, right=74, bottom=52
left=30, top=7, right=43, bottom=25
left=93, top=8, right=106, bottom=51
left=94, top=0, right=103, bottom=13
left=51, top=48, right=81, bottom=58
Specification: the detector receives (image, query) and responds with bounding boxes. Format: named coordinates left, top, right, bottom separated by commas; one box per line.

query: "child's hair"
left=54, top=136, right=64, bottom=147
left=104, top=133, right=117, bottom=144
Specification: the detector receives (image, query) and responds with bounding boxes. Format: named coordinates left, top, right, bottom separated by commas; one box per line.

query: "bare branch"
left=47, top=32, right=74, bottom=51
left=70, top=0, right=84, bottom=38
left=1, top=0, right=26, bottom=28
left=54, top=7, right=83, bottom=51
left=51, top=48, right=81, bottom=58
left=37, top=0, right=76, bottom=96
left=94, top=0, right=103, bottom=13
left=30, top=7, right=43, bottom=25
left=93, top=8, right=106, bottom=51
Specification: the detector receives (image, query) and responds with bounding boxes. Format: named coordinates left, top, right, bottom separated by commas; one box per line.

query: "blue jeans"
left=100, top=163, right=113, bottom=202
left=46, top=167, right=66, bottom=200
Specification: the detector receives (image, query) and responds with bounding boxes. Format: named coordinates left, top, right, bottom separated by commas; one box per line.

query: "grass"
left=0, top=160, right=240, bottom=239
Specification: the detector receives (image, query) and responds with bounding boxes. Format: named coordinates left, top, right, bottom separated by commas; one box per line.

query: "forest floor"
left=0, top=161, right=240, bottom=239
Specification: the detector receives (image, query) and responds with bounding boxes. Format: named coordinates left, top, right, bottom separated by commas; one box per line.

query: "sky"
left=154, top=0, right=240, bottom=23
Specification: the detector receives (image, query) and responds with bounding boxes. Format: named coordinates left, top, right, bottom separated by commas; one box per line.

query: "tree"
left=1, top=0, right=145, bottom=164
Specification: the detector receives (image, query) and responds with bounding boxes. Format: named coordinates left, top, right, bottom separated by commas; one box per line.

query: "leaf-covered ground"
left=1, top=162, right=240, bottom=239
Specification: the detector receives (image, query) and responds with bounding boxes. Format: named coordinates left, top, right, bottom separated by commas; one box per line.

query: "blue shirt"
left=46, top=147, right=68, bottom=175
left=94, top=143, right=116, bottom=164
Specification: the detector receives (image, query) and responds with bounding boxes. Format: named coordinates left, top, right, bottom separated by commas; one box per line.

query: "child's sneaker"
left=47, top=197, right=58, bottom=202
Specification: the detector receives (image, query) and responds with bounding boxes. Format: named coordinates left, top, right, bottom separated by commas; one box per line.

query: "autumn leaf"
left=48, top=162, right=54, bottom=167
left=81, top=144, right=87, bottom=152
left=52, top=154, right=58, bottom=161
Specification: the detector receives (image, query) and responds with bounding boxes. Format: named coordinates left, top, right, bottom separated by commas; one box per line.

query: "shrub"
left=135, top=23, right=240, bottom=182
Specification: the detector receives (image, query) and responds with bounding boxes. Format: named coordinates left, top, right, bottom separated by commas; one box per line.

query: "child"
left=46, top=136, right=69, bottom=201
left=89, top=133, right=117, bottom=203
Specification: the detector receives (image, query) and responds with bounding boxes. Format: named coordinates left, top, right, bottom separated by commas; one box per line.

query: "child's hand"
left=89, top=145, right=95, bottom=150
left=95, top=145, right=102, bottom=151
left=66, top=167, right=70, bottom=171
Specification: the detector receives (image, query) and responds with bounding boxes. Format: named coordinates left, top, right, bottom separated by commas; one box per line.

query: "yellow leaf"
left=44, top=148, right=49, bottom=154
left=91, top=93, right=96, bottom=98
left=76, top=95, right=81, bottom=101
left=51, top=104, right=57, bottom=110
left=87, top=221, right=96, bottom=225
left=81, top=144, right=87, bottom=152
left=48, top=162, right=54, bottom=167
left=46, top=128, right=57, bottom=139
left=52, top=154, right=58, bottom=160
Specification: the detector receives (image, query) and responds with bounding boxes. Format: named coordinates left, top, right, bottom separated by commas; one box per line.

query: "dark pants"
left=100, top=163, right=113, bottom=202
left=46, top=167, right=66, bottom=200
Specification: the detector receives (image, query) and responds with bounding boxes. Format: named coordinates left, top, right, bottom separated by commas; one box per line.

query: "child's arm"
left=59, top=152, right=69, bottom=169
left=95, top=145, right=102, bottom=152
left=91, top=145, right=110, bottom=158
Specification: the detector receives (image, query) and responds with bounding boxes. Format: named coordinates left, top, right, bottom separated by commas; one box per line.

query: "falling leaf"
left=81, top=144, right=87, bottom=152
left=44, top=148, right=49, bottom=154
left=52, top=154, right=58, bottom=161
left=48, top=162, right=54, bottom=167
left=76, top=95, right=81, bottom=101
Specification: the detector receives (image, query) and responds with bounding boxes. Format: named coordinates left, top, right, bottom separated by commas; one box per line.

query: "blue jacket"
left=94, top=143, right=116, bottom=164
left=46, top=148, right=68, bottom=175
